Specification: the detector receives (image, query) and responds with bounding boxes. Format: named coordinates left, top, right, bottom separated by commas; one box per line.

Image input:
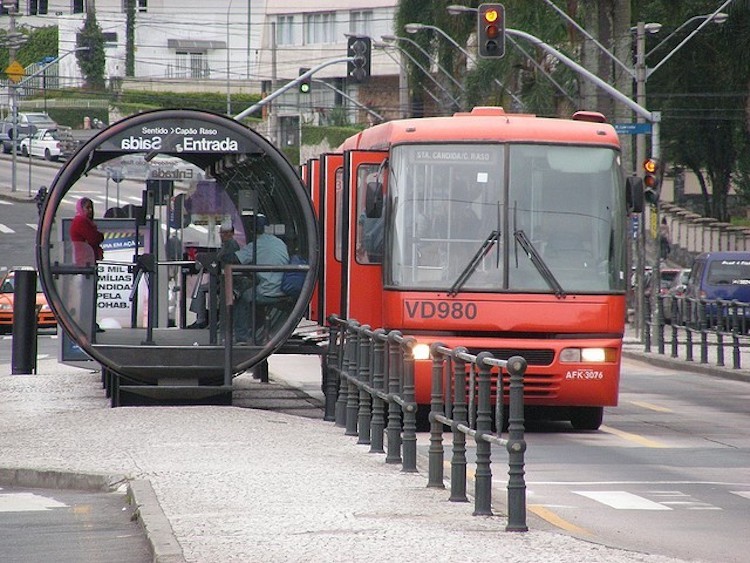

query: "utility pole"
left=4, top=1, right=25, bottom=194
left=634, top=22, right=647, bottom=337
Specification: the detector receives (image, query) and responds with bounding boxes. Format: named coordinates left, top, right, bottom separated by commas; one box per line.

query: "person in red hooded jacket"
left=70, top=197, right=104, bottom=265
left=69, top=197, right=105, bottom=333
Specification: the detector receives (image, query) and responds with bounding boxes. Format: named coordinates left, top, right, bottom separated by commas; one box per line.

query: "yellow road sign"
left=5, top=60, right=24, bottom=83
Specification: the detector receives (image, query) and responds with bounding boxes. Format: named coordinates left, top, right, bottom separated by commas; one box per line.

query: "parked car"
left=0, top=120, right=24, bottom=154
left=0, top=268, right=57, bottom=333
left=644, top=267, right=681, bottom=298
left=19, top=128, right=63, bottom=161
left=661, top=268, right=691, bottom=322
left=683, top=252, right=750, bottom=328
left=0, top=112, right=58, bottom=153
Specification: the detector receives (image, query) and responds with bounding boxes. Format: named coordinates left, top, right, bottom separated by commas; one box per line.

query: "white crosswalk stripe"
left=0, top=200, right=11, bottom=205
left=0, top=223, right=15, bottom=233
left=0, top=491, right=68, bottom=512
left=572, top=489, right=726, bottom=511
left=574, top=491, right=671, bottom=510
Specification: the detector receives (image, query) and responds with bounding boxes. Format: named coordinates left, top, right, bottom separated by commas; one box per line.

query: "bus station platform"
left=0, top=351, right=690, bottom=563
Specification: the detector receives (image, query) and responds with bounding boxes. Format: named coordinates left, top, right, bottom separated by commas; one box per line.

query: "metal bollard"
left=505, top=355, right=528, bottom=532
left=449, top=347, right=469, bottom=503
left=473, top=352, right=494, bottom=516
left=369, top=329, right=387, bottom=454
left=11, top=269, right=38, bottom=375
left=385, top=331, right=403, bottom=465
left=357, top=326, right=372, bottom=445
left=427, top=343, right=446, bottom=489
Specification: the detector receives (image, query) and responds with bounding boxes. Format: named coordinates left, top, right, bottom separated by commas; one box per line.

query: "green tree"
left=125, top=0, right=135, bottom=77
left=638, top=0, right=750, bottom=221
left=75, top=6, right=106, bottom=91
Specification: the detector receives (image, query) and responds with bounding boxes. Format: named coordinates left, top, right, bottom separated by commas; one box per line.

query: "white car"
left=19, top=128, right=62, bottom=161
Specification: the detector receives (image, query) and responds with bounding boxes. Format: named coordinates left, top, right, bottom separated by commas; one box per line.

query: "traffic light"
left=299, top=68, right=311, bottom=94
left=643, top=158, right=662, bottom=204
left=347, top=35, right=371, bottom=83
left=477, top=3, right=505, bottom=58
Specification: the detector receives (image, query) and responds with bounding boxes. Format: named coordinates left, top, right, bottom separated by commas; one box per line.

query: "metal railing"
left=325, top=315, right=528, bottom=532
left=645, top=293, right=750, bottom=369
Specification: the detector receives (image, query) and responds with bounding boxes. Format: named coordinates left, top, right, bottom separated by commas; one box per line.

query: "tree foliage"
left=637, top=0, right=750, bottom=221
left=1, top=26, right=57, bottom=79
left=75, top=6, right=106, bottom=91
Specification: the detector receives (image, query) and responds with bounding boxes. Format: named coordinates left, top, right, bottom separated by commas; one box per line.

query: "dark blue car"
left=684, top=252, right=750, bottom=329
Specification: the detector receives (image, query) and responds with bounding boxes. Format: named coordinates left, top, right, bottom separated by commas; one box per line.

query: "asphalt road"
left=0, top=485, right=151, bottom=563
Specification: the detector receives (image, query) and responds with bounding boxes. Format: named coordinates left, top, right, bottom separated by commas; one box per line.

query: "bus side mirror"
left=626, top=175, right=644, bottom=213
left=365, top=181, right=383, bottom=218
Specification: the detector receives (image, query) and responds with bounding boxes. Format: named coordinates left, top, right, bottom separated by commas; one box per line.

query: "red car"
left=0, top=268, right=57, bottom=333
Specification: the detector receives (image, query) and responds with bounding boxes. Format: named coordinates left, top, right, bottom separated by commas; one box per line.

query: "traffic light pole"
left=234, top=58, right=353, bottom=121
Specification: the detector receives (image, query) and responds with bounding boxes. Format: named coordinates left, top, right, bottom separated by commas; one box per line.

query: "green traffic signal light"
left=299, top=67, right=311, bottom=94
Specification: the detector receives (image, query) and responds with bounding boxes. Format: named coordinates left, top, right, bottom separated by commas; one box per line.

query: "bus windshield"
left=386, top=143, right=626, bottom=294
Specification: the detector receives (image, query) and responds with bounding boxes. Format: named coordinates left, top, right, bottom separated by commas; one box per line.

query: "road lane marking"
left=26, top=223, right=38, bottom=230
left=600, top=424, right=667, bottom=448
left=0, top=492, right=68, bottom=512
left=0, top=224, right=14, bottom=233
left=573, top=491, right=671, bottom=510
left=528, top=504, right=592, bottom=535
left=629, top=400, right=673, bottom=413
left=0, top=200, right=11, bottom=205
left=731, top=491, right=750, bottom=500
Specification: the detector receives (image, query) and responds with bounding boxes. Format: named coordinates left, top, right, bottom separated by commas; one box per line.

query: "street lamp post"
left=381, top=34, right=465, bottom=94
left=378, top=35, right=461, bottom=111
left=633, top=8, right=730, bottom=342
left=226, top=0, right=234, bottom=116
left=372, top=41, right=415, bottom=117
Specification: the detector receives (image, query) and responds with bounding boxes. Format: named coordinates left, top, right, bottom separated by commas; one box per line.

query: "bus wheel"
left=570, top=407, right=603, bottom=430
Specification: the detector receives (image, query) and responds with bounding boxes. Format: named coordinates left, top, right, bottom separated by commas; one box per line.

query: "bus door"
left=342, top=150, right=388, bottom=327
left=314, top=153, right=344, bottom=324
left=304, top=157, right=321, bottom=321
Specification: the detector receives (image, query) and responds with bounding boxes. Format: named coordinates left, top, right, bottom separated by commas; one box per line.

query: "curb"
left=128, top=480, right=187, bottom=563
left=0, top=466, right=125, bottom=491
left=622, top=348, right=750, bottom=384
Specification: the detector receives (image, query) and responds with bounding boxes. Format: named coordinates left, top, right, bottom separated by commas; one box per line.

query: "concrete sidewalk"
left=0, top=354, right=690, bottom=563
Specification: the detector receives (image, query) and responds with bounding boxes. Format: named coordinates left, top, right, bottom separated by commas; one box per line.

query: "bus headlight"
left=411, top=343, right=431, bottom=360
left=560, top=347, right=610, bottom=363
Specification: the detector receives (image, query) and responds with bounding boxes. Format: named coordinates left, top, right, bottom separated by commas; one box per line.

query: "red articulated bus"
left=305, top=106, right=643, bottom=430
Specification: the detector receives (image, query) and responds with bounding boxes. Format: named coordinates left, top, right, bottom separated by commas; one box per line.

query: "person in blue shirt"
left=232, top=214, right=289, bottom=342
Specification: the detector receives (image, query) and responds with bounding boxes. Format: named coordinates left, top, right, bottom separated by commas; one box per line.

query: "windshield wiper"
left=514, top=229, right=566, bottom=299
left=448, top=230, right=501, bottom=297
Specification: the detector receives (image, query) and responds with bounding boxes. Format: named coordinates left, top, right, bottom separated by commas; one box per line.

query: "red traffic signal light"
left=478, top=3, right=505, bottom=58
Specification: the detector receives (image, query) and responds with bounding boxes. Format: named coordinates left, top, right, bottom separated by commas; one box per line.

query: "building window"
left=276, top=15, right=294, bottom=46
left=350, top=10, right=372, bottom=37
left=304, top=12, right=335, bottom=45
left=175, top=51, right=209, bottom=79
left=73, top=0, right=85, bottom=13
left=29, top=0, right=48, bottom=15
left=121, top=0, right=146, bottom=12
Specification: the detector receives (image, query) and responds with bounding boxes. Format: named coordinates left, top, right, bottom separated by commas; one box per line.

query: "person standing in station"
left=69, top=197, right=105, bottom=333
left=70, top=197, right=104, bottom=266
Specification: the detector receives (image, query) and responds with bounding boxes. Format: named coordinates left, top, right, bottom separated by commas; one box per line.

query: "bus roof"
left=339, top=107, right=620, bottom=152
